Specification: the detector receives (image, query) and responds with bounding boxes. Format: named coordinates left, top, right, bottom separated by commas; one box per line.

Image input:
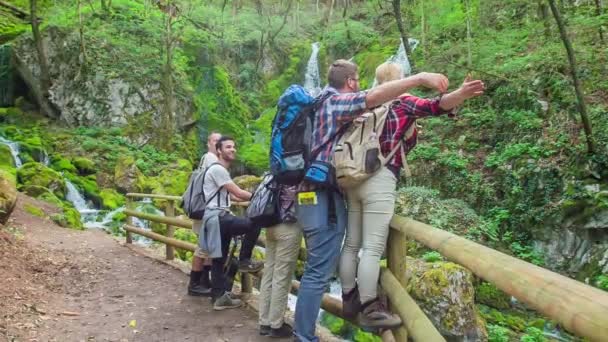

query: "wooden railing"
left=122, top=193, right=608, bottom=342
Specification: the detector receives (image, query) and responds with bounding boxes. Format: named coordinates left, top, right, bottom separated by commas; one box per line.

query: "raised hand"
left=459, top=75, right=485, bottom=99
left=417, top=72, right=449, bottom=93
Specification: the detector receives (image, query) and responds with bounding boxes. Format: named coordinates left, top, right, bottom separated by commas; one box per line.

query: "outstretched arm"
left=365, top=72, right=449, bottom=109
left=439, top=76, right=485, bottom=110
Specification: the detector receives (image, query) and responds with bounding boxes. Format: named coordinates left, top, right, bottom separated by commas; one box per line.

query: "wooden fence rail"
left=122, top=193, right=608, bottom=342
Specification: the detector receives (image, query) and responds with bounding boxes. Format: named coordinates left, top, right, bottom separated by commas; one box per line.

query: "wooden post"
left=387, top=229, right=408, bottom=341
left=125, top=196, right=133, bottom=244
left=241, top=273, right=252, bottom=295
left=165, top=200, right=175, bottom=260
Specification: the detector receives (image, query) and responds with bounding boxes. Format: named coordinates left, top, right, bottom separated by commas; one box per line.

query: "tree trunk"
left=77, top=0, right=87, bottom=65
left=548, top=0, right=594, bottom=153
left=595, top=0, right=604, bottom=43
left=392, top=0, right=415, bottom=71
left=464, top=0, right=473, bottom=69
left=538, top=0, right=551, bottom=38
left=161, top=8, right=176, bottom=149
left=29, top=0, right=56, bottom=118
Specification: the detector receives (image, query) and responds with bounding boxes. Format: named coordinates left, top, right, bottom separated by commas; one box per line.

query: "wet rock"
left=406, top=257, right=488, bottom=341
left=17, top=162, right=66, bottom=199
left=0, top=171, right=17, bottom=224
left=114, top=156, right=142, bottom=193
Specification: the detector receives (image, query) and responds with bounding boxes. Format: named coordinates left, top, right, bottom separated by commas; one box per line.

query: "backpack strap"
left=201, top=162, right=225, bottom=206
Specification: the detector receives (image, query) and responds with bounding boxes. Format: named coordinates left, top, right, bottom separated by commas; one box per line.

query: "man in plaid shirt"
left=293, top=59, right=451, bottom=342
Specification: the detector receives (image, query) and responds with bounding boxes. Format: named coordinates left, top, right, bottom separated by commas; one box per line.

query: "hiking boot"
left=260, top=325, right=271, bottom=336
left=213, top=292, right=242, bottom=311
left=187, top=283, right=212, bottom=297
left=357, top=298, right=402, bottom=329
left=270, top=323, right=293, bottom=338
left=238, top=259, right=264, bottom=273
left=342, top=287, right=361, bottom=320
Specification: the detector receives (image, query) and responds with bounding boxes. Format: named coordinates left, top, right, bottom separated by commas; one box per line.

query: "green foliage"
left=509, top=242, right=544, bottom=266
left=520, top=327, right=546, bottom=342
left=594, top=275, right=608, bottom=291
left=487, top=324, right=511, bottom=342
left=99, top=188, right=125, bottom=210
left=422, top=251, right=443, bottom=262
left=475, top=282, right=510, bottom=310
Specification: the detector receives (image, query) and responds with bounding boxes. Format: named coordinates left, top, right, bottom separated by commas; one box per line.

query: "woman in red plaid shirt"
left=338, top=62, right=485, bottom=329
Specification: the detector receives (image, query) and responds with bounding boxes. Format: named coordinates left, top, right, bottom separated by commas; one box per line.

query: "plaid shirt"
left=311, top=87, right=368, bottom=164
left=381, top=94, right=453, bottom=169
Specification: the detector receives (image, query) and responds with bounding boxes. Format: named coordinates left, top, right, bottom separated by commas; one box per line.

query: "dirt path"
left=1, top=194, right=268, bottom=342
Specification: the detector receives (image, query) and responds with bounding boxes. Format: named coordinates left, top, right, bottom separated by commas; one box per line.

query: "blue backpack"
left=269, top=85, right=329, bottom=185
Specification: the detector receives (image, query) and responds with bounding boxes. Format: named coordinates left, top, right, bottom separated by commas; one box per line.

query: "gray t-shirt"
left=203, top=163, right=232, bottom=209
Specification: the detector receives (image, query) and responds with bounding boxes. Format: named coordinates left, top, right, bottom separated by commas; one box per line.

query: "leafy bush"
left=422, top=251, right=443, bottom=262
left=487, top=324, right=510, bottom=342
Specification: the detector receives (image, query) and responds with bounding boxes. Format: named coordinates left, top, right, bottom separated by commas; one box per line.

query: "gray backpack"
left=181, top=162, right=223, bottom=220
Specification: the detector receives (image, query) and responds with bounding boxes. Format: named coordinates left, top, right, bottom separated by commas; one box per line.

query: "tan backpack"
left=333, top=102, right=414, bottom=189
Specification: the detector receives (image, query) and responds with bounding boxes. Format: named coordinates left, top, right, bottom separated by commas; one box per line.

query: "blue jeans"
left=294, top=189, right=347, bottom=342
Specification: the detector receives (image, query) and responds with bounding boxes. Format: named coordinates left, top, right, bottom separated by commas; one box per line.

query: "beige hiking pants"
left=339, top=167, right=397, bottom=303
left=259, top=223, right=302, bottom=329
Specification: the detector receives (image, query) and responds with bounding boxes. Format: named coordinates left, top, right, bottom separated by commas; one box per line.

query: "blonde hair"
left=375, top=62, right=403, bottom=86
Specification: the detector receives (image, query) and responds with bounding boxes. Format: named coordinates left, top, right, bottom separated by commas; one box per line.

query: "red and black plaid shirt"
left=380, top=94, right=453, bottom=169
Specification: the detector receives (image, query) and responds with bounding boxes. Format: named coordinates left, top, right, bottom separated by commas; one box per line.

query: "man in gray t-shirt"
left=188, top=132, right=221, bottom=297
left=197, top=136, right=264, bottom=310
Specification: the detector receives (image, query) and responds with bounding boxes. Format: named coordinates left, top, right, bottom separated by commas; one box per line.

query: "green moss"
left=99, top=188, right=125, bottom=210
left=24, top=204, right=45, bottom=217
left=0, top=144, right=16, bottom=169
left=51, top=206, right=84, bottom=230
left=475, top=282, right=511, bottom=310
left=51, top=156, right=77, bottom=173
left=17, top=162, right=66, bottom=199
left=72, top=157, right=96, bottom=175
left=233, top=175, right=262, bottom=193
left=479, top=305, right=528, bottom=332
left=0, top=168, right=15, bottom=185
left=65, top=172, right=101, bottom=205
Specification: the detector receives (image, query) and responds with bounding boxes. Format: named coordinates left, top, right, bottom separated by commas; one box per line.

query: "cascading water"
left=304, top=42, right=322, bottom=97
left=0, top=136, right=23, bottom=168
left=372, top=38, right=420, bottom=87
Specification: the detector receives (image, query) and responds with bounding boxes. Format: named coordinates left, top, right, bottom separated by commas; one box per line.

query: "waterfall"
left=0, top=136, right=23, bottom=168
left=304, top=42, right=322, bottom=97
left=372, top=38, right=420, bottom=87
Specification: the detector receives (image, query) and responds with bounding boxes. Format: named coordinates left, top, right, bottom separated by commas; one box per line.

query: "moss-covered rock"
left=406, top=257, right=488, bottom=341
left=17, top=162, right=66, bottom=199
left=0, top=143, right=16, bottom=168
left=19, top=185, right=64, bottom=207
left=72, top=157, right=96, bottom=175
left=114, top=156, right=142, bottom=193
left=51, top=206, right=84, bottom=230
left=0, top=171, right=17, bottom=224
left=24, top=204, right=45, bottom=217
left=99, top=188, right=125, bottom=210
left=475, top=282, right=511, bottom=310
left=51, top=156, right=77, bottom=173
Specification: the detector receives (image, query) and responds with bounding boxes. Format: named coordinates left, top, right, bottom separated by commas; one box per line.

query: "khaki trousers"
left=259, top=223, right=302, bottom=329
left=339, top=167, right=396, bottom=303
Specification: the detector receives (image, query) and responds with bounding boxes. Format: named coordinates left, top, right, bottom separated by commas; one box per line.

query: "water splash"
left=0, top=136, right=23, bottom=168
left=304, top=42, right=322, bottom=97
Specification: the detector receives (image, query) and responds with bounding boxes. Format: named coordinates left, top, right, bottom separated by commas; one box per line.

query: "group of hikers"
left=184, top=59, right=484, bottom=341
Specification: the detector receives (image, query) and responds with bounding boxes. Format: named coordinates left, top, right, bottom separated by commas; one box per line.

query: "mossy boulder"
left=17, top=162, right=66, bottom=199
left=72, top=157, right=96, bottom=175
left=233, top=175, right=262, bottom=193
left=406, top=257, right=488, bottom=341
left=114, top=156, right=142, bottom=193
left=475, top=282, right=511, bottom=310
left=51, top=156, right=77, bottom=173
left=99, top=188, right=125, bottom=210
left=51, top=206, right=84, bottom=230
left=0, top=143, right=16, bottom=168
left=0, top=171, right=17, bottom=224
left=19, top=185, right=64, bottom=207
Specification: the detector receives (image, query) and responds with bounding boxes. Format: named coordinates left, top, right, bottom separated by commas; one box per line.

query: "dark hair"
left=328, top=59, right=358, bottom=89
left=216, top=136, right=235, bottom=151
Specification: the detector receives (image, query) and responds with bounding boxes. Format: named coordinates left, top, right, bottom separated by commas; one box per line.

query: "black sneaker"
left=358, top=298, right=402, bottom=329
left=270, top=323, right=293, bottom=338
left=342, top=286, right=361, bottom=320
left=260, top=325, right=271, bottom=336
left=238, top=259, right=264, bottom=273
left=188, top=283, right=212, bottom=297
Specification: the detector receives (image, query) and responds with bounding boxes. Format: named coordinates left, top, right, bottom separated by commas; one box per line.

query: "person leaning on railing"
left=338, top=62, right=485, bottom=329
left=258, top=185, right=301, bottom=338
left=198, top=136, right=265, bottom=311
